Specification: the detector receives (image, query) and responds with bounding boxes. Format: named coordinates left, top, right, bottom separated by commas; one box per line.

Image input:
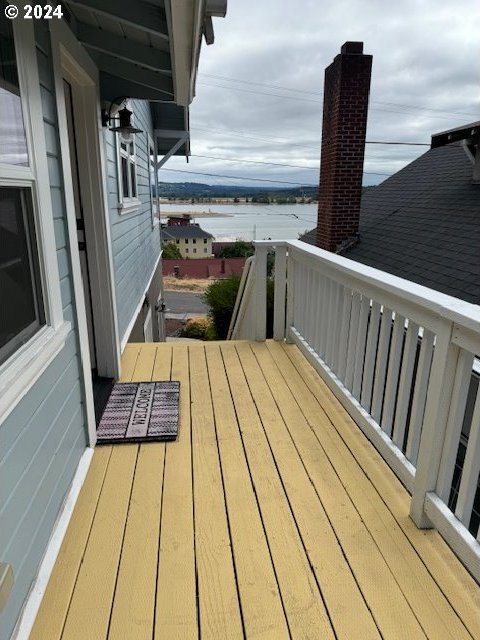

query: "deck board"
left=154, top=344, right=198, bottom=639
left=222, top=343, right=336, bottom=639
left=189, top=346, right=244, bottom=639
left=279, top=341, right=480, bottom=640
left=205, top=344, right=290, bottom=639
left=31, top=341, right=480, bottom=640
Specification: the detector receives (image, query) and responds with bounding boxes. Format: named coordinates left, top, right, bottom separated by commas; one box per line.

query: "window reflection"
left=0, top=19, right=28, bottom=166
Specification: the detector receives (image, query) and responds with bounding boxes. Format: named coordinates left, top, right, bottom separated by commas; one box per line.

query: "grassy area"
left=163, top=276, right=212, bottom=292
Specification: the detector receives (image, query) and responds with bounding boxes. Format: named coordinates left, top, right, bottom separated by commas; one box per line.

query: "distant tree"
left=233, top=196, right=239, bottom=203
left=162, top=242, right=182, bottom=259
left=219, top=241, right=255, bottom=258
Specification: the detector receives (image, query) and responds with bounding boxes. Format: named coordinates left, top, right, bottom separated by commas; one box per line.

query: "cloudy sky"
left=160, top=0, right=480, bottom=187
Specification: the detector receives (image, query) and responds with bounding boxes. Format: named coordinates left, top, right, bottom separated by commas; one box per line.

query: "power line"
left=366, top=141, right=429, bottom=146
left=159, top=168, right=314, bottom=185
left=159, top=167, right=392, bottom=184
left=198, top=81, right=476, bottom=122
left=191, top=126, right=430, bottom=151
left=200, top=72, right=479, bottom=119
left=191, top=153, right=318, bottom=170
left=190, top=153, right=392, bottom=176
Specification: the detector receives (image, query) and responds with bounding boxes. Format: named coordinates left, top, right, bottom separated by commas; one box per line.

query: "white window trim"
left=148, top=134, right=159, bottom=228
left=115, top=109, right=140, bottom=213
left=0, top=20, right=70, bottom=424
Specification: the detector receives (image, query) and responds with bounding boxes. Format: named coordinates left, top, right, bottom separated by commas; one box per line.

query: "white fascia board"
left=166, top=0, right=204, bottom=106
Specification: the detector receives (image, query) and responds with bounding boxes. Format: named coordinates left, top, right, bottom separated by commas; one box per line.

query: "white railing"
left=232, top=239, right=480, bottom=580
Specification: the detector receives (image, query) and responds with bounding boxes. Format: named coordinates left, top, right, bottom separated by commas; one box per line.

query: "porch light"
left=101, top=98, right=142, bottom=141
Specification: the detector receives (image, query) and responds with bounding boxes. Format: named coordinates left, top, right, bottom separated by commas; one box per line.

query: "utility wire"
left=366, top=140, right=429, bottom=146
left=198, top=81, right=476, bottom=122
left=160, top=167, right=392, bottom=183
left=190, top=153, right=392, bottom=176
left=191, top=126, right=429, bottom=148
left=159, top=168, right=313, bottom=185
left=200, top=72, right=479, bottom=119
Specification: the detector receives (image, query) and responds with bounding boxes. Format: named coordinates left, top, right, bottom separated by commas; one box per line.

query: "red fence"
left=162, top=257, right=246, bottom=279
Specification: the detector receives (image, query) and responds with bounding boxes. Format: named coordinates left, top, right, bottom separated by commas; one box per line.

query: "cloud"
left=160, top=0, right=480, bottom=187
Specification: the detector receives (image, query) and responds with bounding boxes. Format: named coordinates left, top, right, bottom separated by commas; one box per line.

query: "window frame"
left=115, top=105, right=140, bottom=214
left=148, top=134, right=159, bottom=228
left=0, top=19, right=70, bottom=423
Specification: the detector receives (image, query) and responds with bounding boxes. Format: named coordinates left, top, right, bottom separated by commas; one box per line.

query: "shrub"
left=204, top=274, right=275, bottom=340
left=204, top=275, right=241, bottom=339
left=162, top=242, right=182, bottom=259
left=183, top=316, right=213, bottom=340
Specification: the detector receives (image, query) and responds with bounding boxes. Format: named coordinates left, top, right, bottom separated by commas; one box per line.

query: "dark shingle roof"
left=300, top=144, right=480, bottom=304
left=162, top=225, right=214, bottom=240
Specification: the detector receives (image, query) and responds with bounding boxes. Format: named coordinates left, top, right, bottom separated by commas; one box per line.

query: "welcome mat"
left=96, top=381, right=180, bottom=444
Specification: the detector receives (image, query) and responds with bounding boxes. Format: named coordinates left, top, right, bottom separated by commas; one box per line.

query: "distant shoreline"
left=159, top=197, right=317, bottom=205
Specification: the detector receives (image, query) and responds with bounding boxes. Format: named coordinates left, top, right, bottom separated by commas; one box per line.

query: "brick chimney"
left=316, top=42, right=372, bottom=252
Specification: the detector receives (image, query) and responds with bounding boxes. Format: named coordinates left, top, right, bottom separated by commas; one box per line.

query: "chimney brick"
left=316, top=42, right=372, bottom=252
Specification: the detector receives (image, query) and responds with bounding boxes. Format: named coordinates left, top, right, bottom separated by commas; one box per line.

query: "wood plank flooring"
left=31, top=341, right=480, bottom=640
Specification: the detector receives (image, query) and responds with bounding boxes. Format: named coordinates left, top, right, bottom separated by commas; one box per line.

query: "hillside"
left=157, top=181, right=319, bottom=200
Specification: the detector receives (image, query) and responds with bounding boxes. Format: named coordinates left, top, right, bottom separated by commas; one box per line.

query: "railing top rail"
left=254, top=239, right=480, bottom=335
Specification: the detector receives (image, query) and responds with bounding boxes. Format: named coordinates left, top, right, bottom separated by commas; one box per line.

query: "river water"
left=160, top=202, right=317, bottom=241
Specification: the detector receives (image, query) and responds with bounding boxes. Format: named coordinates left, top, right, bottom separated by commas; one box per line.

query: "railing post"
left=410, top=321, right=458, bottom=527
left=273, top=245, right=287, bottom=341
left=285, top=246, right=295, bottom=343
left=253, top=244, right=268, bottom=341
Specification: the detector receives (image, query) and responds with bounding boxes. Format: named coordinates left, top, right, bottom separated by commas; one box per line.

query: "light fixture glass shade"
left=109, top=106, right=142, bottom=137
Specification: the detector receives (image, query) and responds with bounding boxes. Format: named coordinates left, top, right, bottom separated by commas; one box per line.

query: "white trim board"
left=50, top=19, right=121, bottom=382
left=120, top=252, right=162, bottom=351
left=11, top=448, right=94, bottom=640
left=0, top=20, right=72, bottom=425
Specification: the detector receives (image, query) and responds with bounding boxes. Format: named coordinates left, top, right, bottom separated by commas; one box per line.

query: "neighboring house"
left=300, top=138, right=480, bottom=304
left=0, top=2, right=226, bottom=637
left=162, top=223, right=214, bottom=257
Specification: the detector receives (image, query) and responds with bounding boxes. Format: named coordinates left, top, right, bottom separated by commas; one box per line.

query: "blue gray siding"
left=0, top=22, right=88, bottom=640
left=104, top=100, right=161, bottom=340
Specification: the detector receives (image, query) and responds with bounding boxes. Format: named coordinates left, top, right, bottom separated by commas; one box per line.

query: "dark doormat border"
left=96, top=381, right=180, bottom=444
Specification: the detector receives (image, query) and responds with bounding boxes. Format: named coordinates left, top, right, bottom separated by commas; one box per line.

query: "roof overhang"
left=431, top=121, right=480, bottom=148
left=63, top=0, right=227, bottom=104
left=151, top=103, right=191, bottom=164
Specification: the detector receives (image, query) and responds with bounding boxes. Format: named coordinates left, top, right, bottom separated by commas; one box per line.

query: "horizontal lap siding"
left=106, top=100, right=161, bottom=341
left=0, top=23, right=88, bottom=640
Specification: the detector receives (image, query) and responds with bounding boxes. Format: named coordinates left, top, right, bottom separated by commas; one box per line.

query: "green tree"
left=219, top=241, right=255, bottom=258
left=162, top=242, right=182, bottom=259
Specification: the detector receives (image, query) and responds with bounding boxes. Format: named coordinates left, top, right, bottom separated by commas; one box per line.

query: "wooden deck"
left=31, top=341, right=480, bottom=640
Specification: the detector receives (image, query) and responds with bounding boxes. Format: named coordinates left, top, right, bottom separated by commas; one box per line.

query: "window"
left=203, top=238, right=207, bottom=244
left=185, top=238, right=188, bottom=244
left=192, top=238, right=196, bottom=244
left=0, top=188, right=45, bottom=365
left=0, top=23, right=28, bottom=167
left=204, top=248, right=208, bottom=253
left=1, top=21, right=45, bottom=368
left=116, top=114, right=139, bottom=213
left=185, top=248, right=189, bottom=253
left=193, top=248, right=196, bottom=254
left=175, top=239, right=179, bottom=244
left=0, top=19, right=68, bottom=421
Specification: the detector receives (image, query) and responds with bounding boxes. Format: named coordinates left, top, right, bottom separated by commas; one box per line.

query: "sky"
left=160, top=0, right=480, bottom=188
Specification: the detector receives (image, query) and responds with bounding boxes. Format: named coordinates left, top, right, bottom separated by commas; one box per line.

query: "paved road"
left=163, top=290, right=208, bottom=315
